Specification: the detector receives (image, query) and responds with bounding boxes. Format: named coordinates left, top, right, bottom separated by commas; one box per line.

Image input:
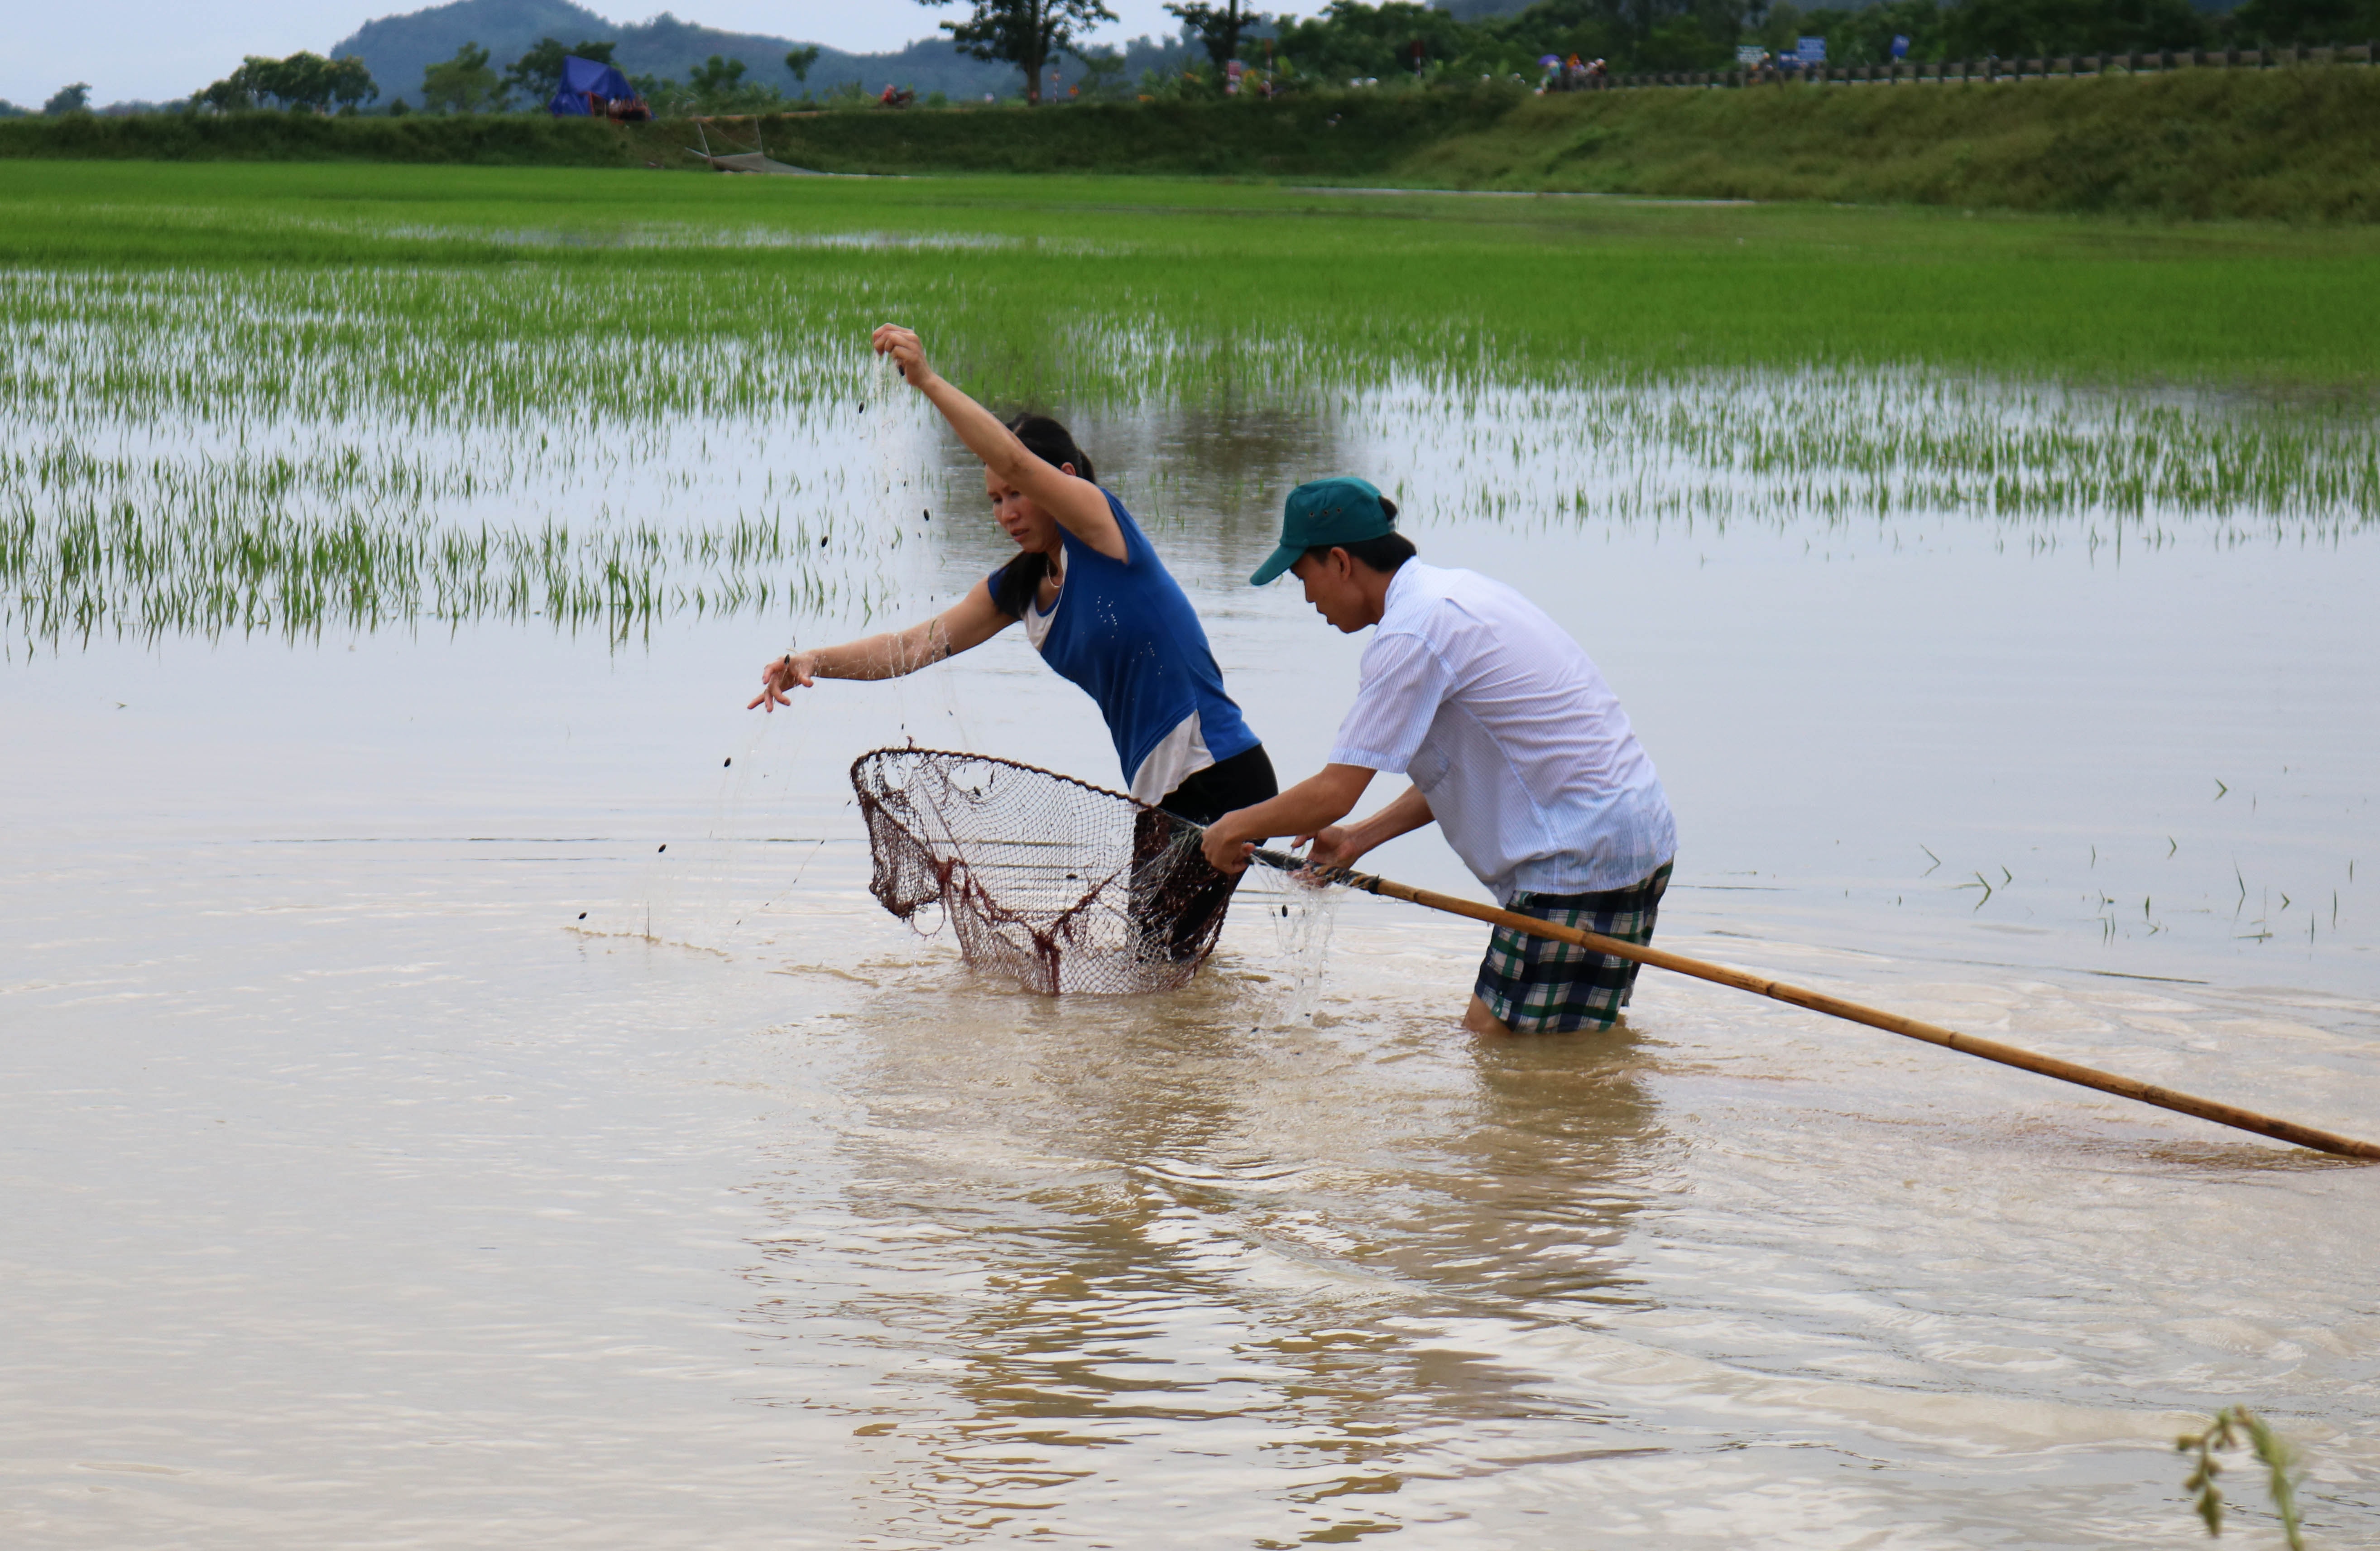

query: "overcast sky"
left=8, top=0, right=1189, bottom=106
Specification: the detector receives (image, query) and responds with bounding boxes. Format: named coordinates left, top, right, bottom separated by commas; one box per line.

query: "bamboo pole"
left=1249, top=849, right=2380, bottom=1161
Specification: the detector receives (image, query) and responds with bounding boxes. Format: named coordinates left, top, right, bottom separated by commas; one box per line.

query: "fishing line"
left=610, top=708, right=782, bottom=955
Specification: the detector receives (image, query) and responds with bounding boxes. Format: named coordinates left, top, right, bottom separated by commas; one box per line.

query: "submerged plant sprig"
left=2178, top=1406, right=2307, bottom=1549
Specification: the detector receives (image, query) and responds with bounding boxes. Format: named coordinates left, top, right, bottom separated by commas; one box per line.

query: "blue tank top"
left=988, top=493, right=1259, bottom=803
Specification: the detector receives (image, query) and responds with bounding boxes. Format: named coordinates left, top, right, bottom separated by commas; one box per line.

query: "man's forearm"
left=1202, top=764, right=1377, bottom=874
left=1213, top=765, right=1373, bottom=847
left=1342, top=784, right=1434, bottom=857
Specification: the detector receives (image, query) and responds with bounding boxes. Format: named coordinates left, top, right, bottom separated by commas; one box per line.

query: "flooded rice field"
left=5, top=282, right=2379, bottom=1546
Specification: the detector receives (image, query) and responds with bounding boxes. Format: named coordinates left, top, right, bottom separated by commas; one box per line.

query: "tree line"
left=1187, top=0, right=2380, bottom=84
left=903, top=0, right=2380, bottom=94
left=109, top=0, right=2380, bottom=123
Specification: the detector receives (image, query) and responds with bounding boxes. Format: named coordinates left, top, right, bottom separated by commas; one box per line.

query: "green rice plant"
left=0, top=440, right=897, bottom=653
left=5, top=166, right=2375, bottom=652
left=5, top=163, right=2380, bottom=392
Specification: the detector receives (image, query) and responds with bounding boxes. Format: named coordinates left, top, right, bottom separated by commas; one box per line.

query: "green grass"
left=626, top=86, right=1524, bottom=181
left=4, top=160, right=2379, bottom=392
left=1410, top=68, right=2380, bottom=221
left=3, top=161, right=2374, bottom=652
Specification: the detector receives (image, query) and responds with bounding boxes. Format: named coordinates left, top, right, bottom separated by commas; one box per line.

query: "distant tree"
left=421, top=43, right=506, bottom=113
left=677, top=54, right=787, bottom=112
left=0, top=99, right=30, bottom=118
left=1167, top=0, right=1265, bottom=69
left=1939, top=0, right=2205, bottom=56
left=195, top=77, right=250, bottom=113
left=1274, top=2, right=1472, bottom=81
left=1453, top=0, right=1738, bottom=72
left=688, top=54, right=749, bottom=98
left=786, top=44, right=822, bottom=83
left=42, top=83, right=92, bottom=115
left=503, top=38, right=617, bottom=105
left=1072, top=43, right=1132, bottom=95
left=2226, top=0, right=2380, bottom=43
left=629, top=71, right=686, bottom=112
left=920, top=0, right=1120, bottom=102
left=323, top=57, right=379, bottom=110
left=1781, top=0, right=1943, bottom=64
left=197, top=54, right=377, bottom=114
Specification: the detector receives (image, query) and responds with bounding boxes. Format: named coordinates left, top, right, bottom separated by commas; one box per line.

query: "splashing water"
left=1254, top=863, right=1343, bottom=1027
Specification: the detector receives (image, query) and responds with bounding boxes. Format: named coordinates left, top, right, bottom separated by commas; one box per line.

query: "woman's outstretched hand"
left=871, top=324, right=935, bottom=388
left=748, top=652, right=817, bottom=711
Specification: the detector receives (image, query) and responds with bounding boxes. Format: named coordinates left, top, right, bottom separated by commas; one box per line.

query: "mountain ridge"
left=328, top=0, right=1183, bottom=106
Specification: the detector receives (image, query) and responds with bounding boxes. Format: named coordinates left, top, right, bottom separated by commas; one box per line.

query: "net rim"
left=846, top=746, right=1165, bottom=820
left=846, top=744, right=1227, bottom=997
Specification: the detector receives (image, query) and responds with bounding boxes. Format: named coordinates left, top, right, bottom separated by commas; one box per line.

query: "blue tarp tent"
left=549, top=56, right=639, bottom=116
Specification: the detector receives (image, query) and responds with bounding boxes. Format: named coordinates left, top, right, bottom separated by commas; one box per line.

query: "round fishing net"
left=851, top=746, right=1242, bottom=995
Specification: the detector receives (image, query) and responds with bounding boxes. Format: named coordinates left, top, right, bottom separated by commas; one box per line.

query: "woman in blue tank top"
left=748, top=325, right=1278, bottom=958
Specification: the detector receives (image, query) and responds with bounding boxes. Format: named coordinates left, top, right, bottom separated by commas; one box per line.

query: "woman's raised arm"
left=871, top=324, right=1126, bottom=561
left=749, top=578, right=1012, bottom=711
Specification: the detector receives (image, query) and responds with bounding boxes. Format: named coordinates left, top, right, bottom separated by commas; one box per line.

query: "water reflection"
left=915, top=398, right=1344, bottom=592
left=739, top=963, right=1666, bottom=1537
left=14, top=366, right=2375, bottom=655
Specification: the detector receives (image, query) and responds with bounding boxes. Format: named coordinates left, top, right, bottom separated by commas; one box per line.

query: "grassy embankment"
left=4, top=69, right=2379, bottom=218
left=5, top=163, right=2375, bottom=647
left=1407, top=66, right=2380, bottom=220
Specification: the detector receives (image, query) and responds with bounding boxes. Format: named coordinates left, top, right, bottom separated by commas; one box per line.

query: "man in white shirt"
left=1201, top=476, right=1678, bottom=1035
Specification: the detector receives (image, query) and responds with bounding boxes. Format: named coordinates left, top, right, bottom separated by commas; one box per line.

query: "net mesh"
left=851, top=746, right=1242, bottom=995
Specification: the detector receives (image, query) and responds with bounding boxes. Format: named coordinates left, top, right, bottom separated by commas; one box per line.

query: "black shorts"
left=1129, top=744, right=1280, bottom=963
left=1154, top=743, right=1280, bottom=826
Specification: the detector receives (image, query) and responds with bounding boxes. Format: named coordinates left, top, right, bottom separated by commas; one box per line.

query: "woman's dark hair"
left=1303, top=503, right=1414, bottom=576
left=1005, top=413, right=1095, bottom=486
left=990, top=413, right=1099, bottom=619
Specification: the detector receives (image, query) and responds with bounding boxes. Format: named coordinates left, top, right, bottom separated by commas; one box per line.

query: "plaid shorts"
left=1474, top=862, right=1672, bottom=1033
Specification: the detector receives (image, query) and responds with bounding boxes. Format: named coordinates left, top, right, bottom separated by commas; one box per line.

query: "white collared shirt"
left=1327, top=562, right=1677, bottom=904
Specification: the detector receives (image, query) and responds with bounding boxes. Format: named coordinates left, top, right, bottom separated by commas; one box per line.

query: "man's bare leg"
left=1463, top=994, right=1511, bottom=1037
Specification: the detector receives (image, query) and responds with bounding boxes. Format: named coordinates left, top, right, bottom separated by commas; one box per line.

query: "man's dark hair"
left=991, top=412, right=1099, bottom=619
left=1304, top=504, right=1413, bottom=576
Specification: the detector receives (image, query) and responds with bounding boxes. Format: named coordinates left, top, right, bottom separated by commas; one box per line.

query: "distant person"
left=1201, top=478, right=1677, bottom=1035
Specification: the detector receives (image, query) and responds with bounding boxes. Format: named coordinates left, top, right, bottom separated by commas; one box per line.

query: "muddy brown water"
left=5, top=380, right=2377, bottom=1546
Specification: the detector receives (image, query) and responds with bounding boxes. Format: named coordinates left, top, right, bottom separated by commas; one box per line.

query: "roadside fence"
left=1574, top=42, right=2376, bottom=91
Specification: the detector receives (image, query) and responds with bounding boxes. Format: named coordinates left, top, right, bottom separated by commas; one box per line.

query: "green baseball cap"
left=1249, top=476, right=1395, bottom=586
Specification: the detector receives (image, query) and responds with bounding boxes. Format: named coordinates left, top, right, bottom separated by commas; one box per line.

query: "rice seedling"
left=4, top=165, right=2374, bottom=652
left=7, top=162, right=2380, bottom=391
left=0, top=477, right=890, bottom=653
